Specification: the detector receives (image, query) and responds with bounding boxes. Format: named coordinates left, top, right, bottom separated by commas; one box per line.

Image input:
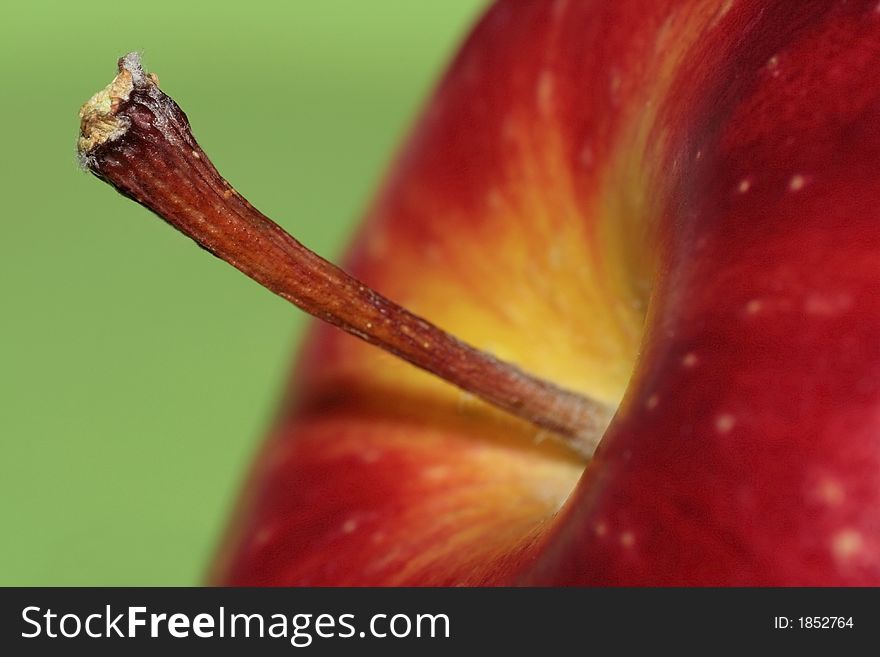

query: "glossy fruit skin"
left=211, top=0, right=880, bottom=585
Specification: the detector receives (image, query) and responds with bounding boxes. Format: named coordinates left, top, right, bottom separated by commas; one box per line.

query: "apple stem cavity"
left=76, top=53, right=614, bottom=459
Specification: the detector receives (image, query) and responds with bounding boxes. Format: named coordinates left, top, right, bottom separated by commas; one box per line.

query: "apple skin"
left=210, top=0, right=880, bottom=585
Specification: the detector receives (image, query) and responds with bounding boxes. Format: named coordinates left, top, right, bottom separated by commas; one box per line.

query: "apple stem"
left=76, top=54, right=614, bottom=459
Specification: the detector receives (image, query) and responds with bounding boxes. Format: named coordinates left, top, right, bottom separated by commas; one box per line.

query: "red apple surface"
left=209, top=0, right=880, bottom=585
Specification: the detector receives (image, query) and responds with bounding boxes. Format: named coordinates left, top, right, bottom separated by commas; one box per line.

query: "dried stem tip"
left=79, top=54, right=150, bottom=158
left=77, top=53, right=615, bottom=459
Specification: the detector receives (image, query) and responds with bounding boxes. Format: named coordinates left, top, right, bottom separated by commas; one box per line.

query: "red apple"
left=210, top=0, right=880, bottom=586
left=87, top=0, right=880, bottom=585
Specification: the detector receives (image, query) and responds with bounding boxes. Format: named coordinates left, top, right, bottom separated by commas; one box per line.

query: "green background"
left=0, top=0, right=483, bottom=585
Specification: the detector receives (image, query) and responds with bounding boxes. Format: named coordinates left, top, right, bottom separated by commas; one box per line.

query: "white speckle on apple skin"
left=253, top=526, right=276, bottom=548
left=766, top=54, right=780, bottom=77
left=342, top=519, right=358, bottom=534
left=715, top=414, right=736, bottom=434
left=682, top=352, right=699, bottom=368
left=594, top=521, right=608, bottom=537
left=710, top=0, right=735, bottom=29
left=646, top=394, right=659, bottom=410
left=620, top=531, right=636, bottom=548
left=816, top=478, right=845, bottom=507
left=457, top=390, right=477, bottom=411
left=533, top=430, right=552, bottom=447
left=536, top=69, right=555, bottom=116
left=788, top=174, right=807, bottom=191
left=744, top=299, right=763, bottom=316
left=737, top=177, right=752, bottom=193
left=609, top=69, right=623, bottom=106
left=832, top=529, right=864, bottom=563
